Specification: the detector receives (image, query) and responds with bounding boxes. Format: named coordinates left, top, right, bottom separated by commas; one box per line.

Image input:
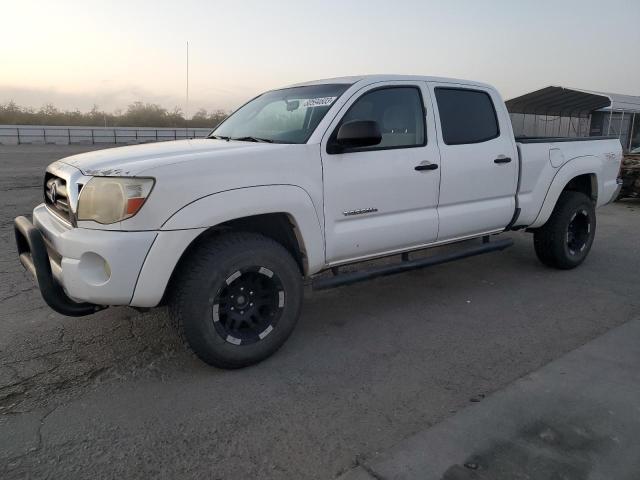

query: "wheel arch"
left=529, top=156, right=601, bottom=229
left=193, top=212, right=308, bottom=273
left=159, top=212, right=310, bottom=307
left=564, top=173, right=598, bottom=203
left=130, top=185, right=325, bottom=308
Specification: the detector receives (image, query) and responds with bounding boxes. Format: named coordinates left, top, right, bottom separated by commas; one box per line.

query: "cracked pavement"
left=1, top=145, right=639, bottom=479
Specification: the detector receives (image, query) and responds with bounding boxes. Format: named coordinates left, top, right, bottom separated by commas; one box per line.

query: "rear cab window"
left=435, top=87, right=500, bottom=145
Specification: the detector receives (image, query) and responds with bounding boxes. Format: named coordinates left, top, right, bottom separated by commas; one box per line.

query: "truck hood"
left=58, top=139, right=275, bottom=176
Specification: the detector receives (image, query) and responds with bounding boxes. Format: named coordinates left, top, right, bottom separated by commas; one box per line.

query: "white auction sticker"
left=302, top=97, right=336, bottom=108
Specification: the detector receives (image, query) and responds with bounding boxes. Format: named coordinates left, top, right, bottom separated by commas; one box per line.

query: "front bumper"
left=14, top=204, right=157, bottom=315
left=14, top=216, right=104, bottom=316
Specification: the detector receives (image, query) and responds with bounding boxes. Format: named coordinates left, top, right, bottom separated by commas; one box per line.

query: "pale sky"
left=1, top=0, right=638, bottom=115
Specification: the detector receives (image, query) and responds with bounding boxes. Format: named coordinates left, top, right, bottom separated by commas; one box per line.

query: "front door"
left=321, top=82, right=441, bottom=264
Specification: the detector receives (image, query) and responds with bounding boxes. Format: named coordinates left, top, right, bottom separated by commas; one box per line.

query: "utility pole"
left=186, top=41, right=189, bottom=138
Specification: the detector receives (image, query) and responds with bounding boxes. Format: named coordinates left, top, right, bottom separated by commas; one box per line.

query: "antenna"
left=186, top=41, right=189, bottom=138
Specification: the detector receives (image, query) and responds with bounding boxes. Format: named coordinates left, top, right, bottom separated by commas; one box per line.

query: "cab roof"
left=287, top=74, right=493, bottom=90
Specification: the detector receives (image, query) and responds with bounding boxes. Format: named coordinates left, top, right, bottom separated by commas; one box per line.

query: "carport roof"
left=506, top=86, right=640, bottom=116
left=506, top=86, right=610, bottom=117
left=595, top=91, right=640, bottom=113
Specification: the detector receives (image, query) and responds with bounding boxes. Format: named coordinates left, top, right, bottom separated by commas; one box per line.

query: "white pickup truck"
left=15, top=75, right=623, bottom=368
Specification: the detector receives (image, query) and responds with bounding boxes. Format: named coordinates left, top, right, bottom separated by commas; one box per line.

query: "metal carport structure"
left=506, top=86, right=640, bottom=152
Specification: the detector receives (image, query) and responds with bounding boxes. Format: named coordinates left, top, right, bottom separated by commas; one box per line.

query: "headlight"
left=77, top=177, right=155, bottom=224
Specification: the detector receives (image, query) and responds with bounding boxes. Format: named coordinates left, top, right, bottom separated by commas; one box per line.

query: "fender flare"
left=162, top=184, right=326, bottom=273
left=529, top=155, right=601, bottom=229
left=130, top=185, right=326, bottom=308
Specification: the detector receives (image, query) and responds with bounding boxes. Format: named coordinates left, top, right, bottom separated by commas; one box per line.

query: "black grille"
left=44, top=173, right=72, bottom=223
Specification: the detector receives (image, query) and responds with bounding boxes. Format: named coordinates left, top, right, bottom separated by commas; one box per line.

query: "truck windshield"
left=210, top=84, right=351, bottom=144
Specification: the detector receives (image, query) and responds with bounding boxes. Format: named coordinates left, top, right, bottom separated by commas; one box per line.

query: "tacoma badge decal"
left=343, top=207, right=378, bottom=217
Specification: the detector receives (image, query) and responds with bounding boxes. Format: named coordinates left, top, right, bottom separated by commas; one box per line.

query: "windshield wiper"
left=209, top=135, right=231, bottom=141
left=231, top=136, right=274, bottom=143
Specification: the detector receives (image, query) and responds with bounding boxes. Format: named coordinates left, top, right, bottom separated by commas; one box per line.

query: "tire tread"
left=533, top=191, right=595, bottom=270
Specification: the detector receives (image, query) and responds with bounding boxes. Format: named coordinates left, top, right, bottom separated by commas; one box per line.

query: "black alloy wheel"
left=213, top=267, right=285, bottom=346
left=566, top=208, right=591, bottom=257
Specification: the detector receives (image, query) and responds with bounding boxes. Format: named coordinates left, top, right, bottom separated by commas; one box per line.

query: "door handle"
left=494, top=157, right=512, bottom=164
left=415, top=163, right=438, bottom=171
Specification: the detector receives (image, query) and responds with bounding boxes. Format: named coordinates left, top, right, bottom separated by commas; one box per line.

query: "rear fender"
left=529, top=155, right=600, bottom=229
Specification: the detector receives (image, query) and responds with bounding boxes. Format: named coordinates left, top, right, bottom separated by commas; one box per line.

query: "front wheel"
left=169, top=232, right=303, bottom=368
left=533, top=191, right=596, bottom=269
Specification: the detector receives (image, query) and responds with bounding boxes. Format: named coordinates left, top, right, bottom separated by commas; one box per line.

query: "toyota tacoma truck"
left=14, top=75, right=623, bottom=368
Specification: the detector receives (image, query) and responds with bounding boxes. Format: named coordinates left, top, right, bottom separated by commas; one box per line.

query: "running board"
left=312, top=237, right=514, bottom=291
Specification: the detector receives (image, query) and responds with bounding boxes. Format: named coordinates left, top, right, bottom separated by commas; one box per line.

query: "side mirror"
left=328, top=120, right=382, bottom=153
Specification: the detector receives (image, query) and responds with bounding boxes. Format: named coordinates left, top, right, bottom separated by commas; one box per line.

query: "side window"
left=435, top=88, right=499, bottom=145
left=338, top=87, right=426, bottom=149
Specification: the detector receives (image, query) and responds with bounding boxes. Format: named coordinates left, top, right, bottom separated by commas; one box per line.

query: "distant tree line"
left=0, top=101, right=228, bottom=128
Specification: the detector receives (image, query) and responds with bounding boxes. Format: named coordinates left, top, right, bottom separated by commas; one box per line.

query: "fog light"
left=78, top=252, right=111, bottom=285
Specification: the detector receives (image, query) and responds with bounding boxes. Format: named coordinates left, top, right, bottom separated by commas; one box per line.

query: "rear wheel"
left=170, top=232, right=303, bottom=368
left=533, top=191, right=596, bottom=269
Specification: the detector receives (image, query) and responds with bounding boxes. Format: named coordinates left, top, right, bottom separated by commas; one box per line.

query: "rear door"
left=429, top=83, right=518, bottom=240
left=320, top=82, right=441, bottom=264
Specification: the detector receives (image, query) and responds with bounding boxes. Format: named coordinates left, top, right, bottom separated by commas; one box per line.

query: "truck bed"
left=514, top=136, right=622, bottom=228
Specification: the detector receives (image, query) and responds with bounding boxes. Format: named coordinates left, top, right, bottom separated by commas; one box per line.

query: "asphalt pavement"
left=339, top=319, right=640, bottom=480
left=1, top=145, right=639, bottom=479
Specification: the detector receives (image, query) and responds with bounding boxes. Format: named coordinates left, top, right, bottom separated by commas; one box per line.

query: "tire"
left=533, top=191, right=596, bottom=270
left=169, top=231, right=303, bottom=368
